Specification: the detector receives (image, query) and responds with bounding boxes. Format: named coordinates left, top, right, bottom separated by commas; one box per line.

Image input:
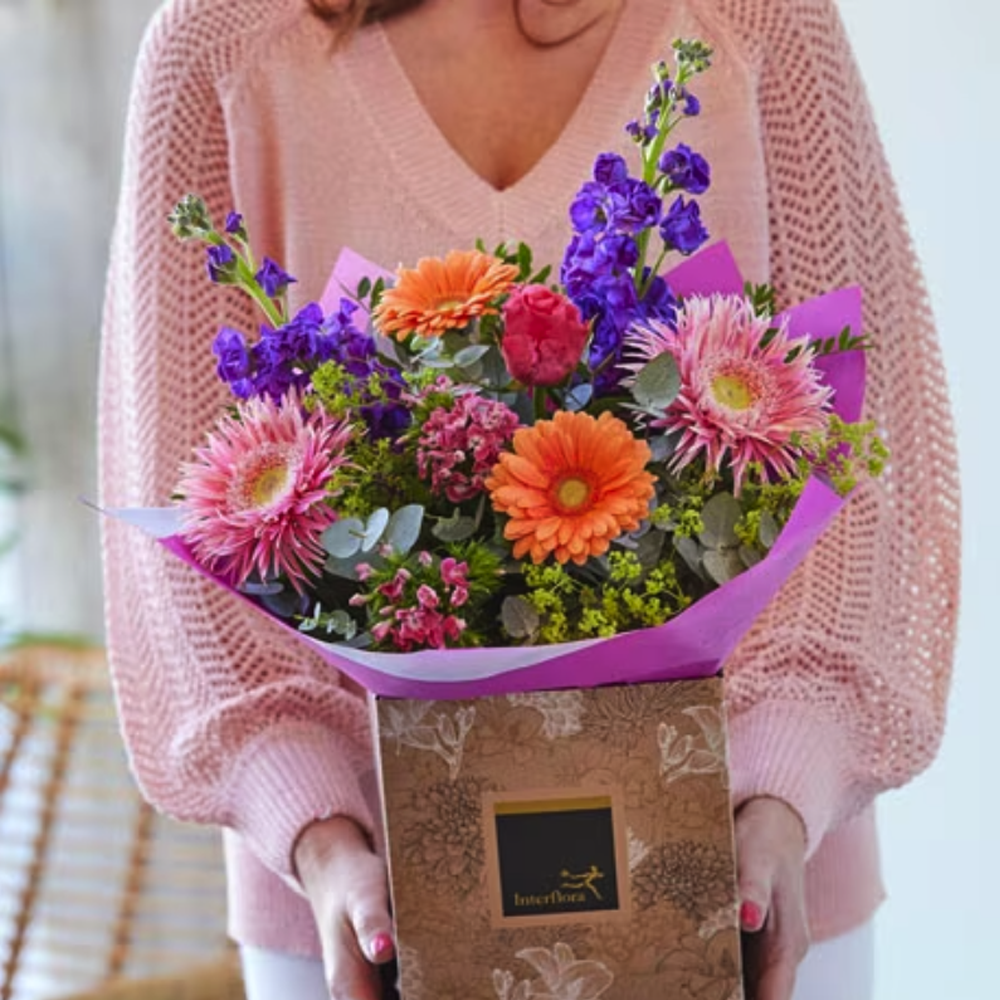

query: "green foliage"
left=480, top=240, right=553, bottom=287
left=512, top=550, right=693, bottom=644
left=444, top=541, right=504, bottom=603
left=630, top=353, right=681, bottom=412
left=745, top=281, right=777, bottom=320
left=801, top=415, right=889, bottom=495
left=809, top=325, right=871, bottom=356
left=327, top=436, right=430, bottom=516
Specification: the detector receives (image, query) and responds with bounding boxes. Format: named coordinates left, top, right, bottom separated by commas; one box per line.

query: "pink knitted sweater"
left=100, top=0, right=960, bottom=955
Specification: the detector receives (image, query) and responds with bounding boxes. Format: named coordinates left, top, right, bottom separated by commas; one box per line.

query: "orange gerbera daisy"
left=486, top=411, right=656, bottom=565
left=374, top=249, right=519, bottom=340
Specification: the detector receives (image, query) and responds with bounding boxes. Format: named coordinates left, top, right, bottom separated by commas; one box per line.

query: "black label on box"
left=492, top=795, right=620, bottom=918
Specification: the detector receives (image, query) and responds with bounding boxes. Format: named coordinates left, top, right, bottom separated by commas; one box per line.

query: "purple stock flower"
left=619, top=179, right=662, bottom=231
left=212, top=326, right=253, bottom=397
left=569, top=182, right=611, bottom=234
left=625, top=118, right=659, bottom=144
left=224, top=212, right=245, bottom=236
left=259, top=303, right=324, bottom=371
left=205, top=243, right=237, bottom=284
left=658, top=143, right=711, bottom=195
left=681, top=90, right=701, bottom=116
left=593, top=153, right=630, bottom=187
left=256, top=257, right=296, bottom=298
left=646, top=80, right=671, bottom=112
left=660, top=196, right=709, bottom=255
left=639, top=273, right=677, bottom=326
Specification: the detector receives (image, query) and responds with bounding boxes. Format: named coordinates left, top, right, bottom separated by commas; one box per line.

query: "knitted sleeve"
left=714, top=0, right=961, bottom=855
left=98, top=0, right=376, bottom=885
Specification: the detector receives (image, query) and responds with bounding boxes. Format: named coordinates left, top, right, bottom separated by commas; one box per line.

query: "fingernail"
left=740, top=901, right=764, bottom=931
left=368, top=932, right=394, bottom=961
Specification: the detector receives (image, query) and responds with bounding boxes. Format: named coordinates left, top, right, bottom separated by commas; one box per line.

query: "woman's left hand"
left=735, top=796, right=810, bottom=1000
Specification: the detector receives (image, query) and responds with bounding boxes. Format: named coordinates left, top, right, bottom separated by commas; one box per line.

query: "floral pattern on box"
left=374, top=677, right=741, bottom=1000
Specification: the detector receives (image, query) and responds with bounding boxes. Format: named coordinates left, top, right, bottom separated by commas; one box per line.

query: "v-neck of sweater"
left=335, top=0, right=674, bottom=242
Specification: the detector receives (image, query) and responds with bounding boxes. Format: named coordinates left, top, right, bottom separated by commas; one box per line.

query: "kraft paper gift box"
left=373, top=676, right=741, bottom=1000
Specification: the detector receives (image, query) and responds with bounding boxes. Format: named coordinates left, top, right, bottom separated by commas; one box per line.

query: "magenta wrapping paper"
left=119, top=242, right=865, bottom=699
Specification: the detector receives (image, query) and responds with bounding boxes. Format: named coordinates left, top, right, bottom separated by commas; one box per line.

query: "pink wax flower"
left=501, top=285, right=590, bottom=387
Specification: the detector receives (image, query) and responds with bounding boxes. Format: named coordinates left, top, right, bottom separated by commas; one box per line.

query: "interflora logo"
left=488, top=793, right=626, bottom=923
left=511, top=865, right=607, bottom=909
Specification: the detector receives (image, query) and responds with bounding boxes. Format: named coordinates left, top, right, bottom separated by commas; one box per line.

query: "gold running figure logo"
left=559, top=865, right=605, bottom=900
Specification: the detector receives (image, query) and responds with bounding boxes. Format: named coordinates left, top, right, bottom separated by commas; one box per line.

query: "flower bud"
left=206, top=243, right=239, bottom=284
left=256, top=257, right=297, bottom=298
left=168, top=194, right=213, bottom=240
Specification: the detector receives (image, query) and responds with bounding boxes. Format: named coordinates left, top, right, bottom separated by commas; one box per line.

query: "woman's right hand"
left=294, top=816, right=395, bottom=1000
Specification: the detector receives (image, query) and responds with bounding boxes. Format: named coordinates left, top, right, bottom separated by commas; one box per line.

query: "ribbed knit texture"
left=99, top=0, right=960, bottom=953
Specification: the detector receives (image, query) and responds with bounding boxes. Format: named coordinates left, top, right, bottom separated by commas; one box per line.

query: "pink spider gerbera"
left=624, top=295, right=833, bottom=492
left=176, top=394, right=354, bottom=592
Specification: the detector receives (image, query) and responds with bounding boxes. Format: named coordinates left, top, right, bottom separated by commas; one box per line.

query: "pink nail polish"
left=369, top=932, right=394, bottom=960
left=740, top=901, right=764, bottom=931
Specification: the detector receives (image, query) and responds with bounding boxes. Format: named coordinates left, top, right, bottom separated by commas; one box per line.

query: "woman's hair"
left=306, top=0, right=426, bottom=26
left=306, top=0, right=611, bottom=46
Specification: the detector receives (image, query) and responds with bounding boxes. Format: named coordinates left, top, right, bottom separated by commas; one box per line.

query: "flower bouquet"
left=111, top=40, right=883, bottom=1000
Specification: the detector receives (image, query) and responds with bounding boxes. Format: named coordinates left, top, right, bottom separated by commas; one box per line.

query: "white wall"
left=0, top=0, right=161, bottom=639
left=836, top=2, right=1000, bottom=998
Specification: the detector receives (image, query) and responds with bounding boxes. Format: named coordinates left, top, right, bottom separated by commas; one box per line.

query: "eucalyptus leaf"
left=632, top=526, right=665, bottom=569
left=674, top=536, right=705, bottom=579
left=648, top=435, right=675, bottom=463
left=321, top=518, right=365, bottom=558
left=698, top=493, right=742, bottom=550
left=758, top=510, right=780, bottom=549
left=345, top=632, right=374, bottom=650
left=739, top=544, right=764, bottom=569
left=415, top=340, right=444, bottom=362
left=453, top=344, right=491, bottom=368
left=432, top=511, right=478, bottom=543
left=374, top=334, right=402, bottom=366
left=420, top=356, right=456, bottom=370
left=327, top=610, right=357, bottom=640
left=501, top=596, right=540, bottom=639
left=239, top=579, right=284, bottom=596
left=479, top=346, right=511, bottom=388
left=325, top=552, right=387, bottom=580
left=703, top=547, right=746, bottom=586
left=565, top=383, right=593, bottom=412
left=384, top=505, right=424, bottom=555
left=261, top=591, right=303, bottom=618
left=362, top=508, right=391, bottom=551
left=631, top=352, right=680, bottom=411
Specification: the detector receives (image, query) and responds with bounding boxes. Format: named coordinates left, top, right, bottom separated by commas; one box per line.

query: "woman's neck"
left=381, top=0, right=625, bottom=190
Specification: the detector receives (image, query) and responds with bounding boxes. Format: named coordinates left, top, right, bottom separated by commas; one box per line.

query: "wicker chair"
left=0, top=644, right=238, bottom=1000
left=56, top=960, right=244, bottom=1000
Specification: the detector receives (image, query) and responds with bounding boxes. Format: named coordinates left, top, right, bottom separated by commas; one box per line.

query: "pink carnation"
left=417, top=396, right=520, bottom=503
left=501, top=285, right=590, bottom=387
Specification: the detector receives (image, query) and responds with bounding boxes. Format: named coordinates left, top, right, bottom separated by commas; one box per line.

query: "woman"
left=99, top=1, right=960, bottom=998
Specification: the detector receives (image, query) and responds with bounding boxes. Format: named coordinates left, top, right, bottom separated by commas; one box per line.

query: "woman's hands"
left=294, top=816, right=395, bottom=1000
left=736, top=797, right=810, bottom=1000
left=292, top=798, right=808, bottom=1000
